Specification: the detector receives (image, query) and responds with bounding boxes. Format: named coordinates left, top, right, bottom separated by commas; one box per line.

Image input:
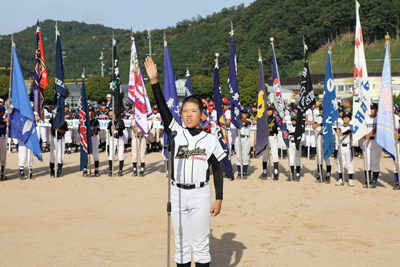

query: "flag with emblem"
left=352, top=0, right=371, bottom=144
left=163, top=34, right=181, bottom=159
left=294, top=47, right=316, bottom=150
left=214, top=59, right=233, bottom=179
left=228, top=22, right=242, bottom=128
left=255, top=51, right=269, bottom=157
left=111, top=34, right=123, bottom=121
left=376, top=40, right=395, bottom=159
left=185, top=67, right=193, bottom=97
left=9, top=43, right=42, bottom=161
left=30, top=20, right=48, bottom=119
left=52, top=24, right=66, bottom=131
left=271, top=46, right=289, bottom=148
left=323, top=47, right=340, bottom=161
left=79, top=68, right=92, bottom=170
left=128, top=37, right=152, bottom=134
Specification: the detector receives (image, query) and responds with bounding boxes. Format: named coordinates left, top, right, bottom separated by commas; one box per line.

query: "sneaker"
left=1, top=175, right=7, bottom=180
left=118, top=170, right=123, bottom=177
left=273, top=173, right=279, bottom=181
left=82, top=169, right=88, bottom=177
left=348, top=179, right=354, bottom=187
left=295, top=174, right=300, bottom=182
left=370, top=181, right=377, bottom=188
left=393, top=183, right=400, bottom=190
left=309, top=155, right=315, bottom=160
left=50, top=170, right=55, bottom=178
left=261, top=172, right=267, bottom=180
left=325, top=177, right=331, bottom=184
left=28, top=171, right=35, bottom=179
left=139, top=170, right=145, bottom=177
left=57, top=170, right=62, bottom=177
left=315, top=177, right=322, bottom=183
left=335, top=179, right=344, bottom=186
left=286, top=175, right=293, bottom=182
left=108, top=171, right=112, bottom=177
left=132, top=169, right=138, bottom=177
left=67, top=150, right=71, bottom=154
left=95, top=169, right=100, bottom=177
left=363, top=182, right=368, bottom=188
left=243, top=173, right=248, bottom=179
left=19, top=170, right=26, bottom=180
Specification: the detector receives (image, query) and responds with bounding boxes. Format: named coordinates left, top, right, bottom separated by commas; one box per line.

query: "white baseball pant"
left=235, top=136, right=251, bottom=165
left=64, top=130, right=72, bottom=144
left=123, top=128, right=132, bottom=144
left=226, top=130, right=232, bottom=154
left=338, top=145, right=353, bottom=174
left=109, top=137, right=124, bottom=161
left=305, top=129, right=315, bottom=147
left=131, top=135, right=146, bottom=163
left=171, top=184, right=211, bottom=264
left=40, top=126, right=50, bottom=146
left=0, top=135, right=6, bottom=166
left=50, top=137, right=65, bottom=163
left=289, top=142, right=301, bottom=166
left=364, top=139, right=382, bottom=172
left=99, top=129, right=107, bottom=143
left=18, top=140, right=34, bottom=167
left=262, top=135, right=279, bottom=162
left=91, top=135, right=100, bottom=161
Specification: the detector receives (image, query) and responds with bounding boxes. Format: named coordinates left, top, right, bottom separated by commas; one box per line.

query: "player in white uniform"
left=262, top=104, right=279, bottom=180
left=145, top=57, right=225, bottom=267
left=49, top=120, right=68, bottom=177
left=107, top=114, right=125, bottom=177
left=287, top=114, right=302, bottom=182
left=333, top=108, right=344, bottom=159
left=222, top=98, right=233, bottom=154
left=131, top=115, right=146, bottom=177
left=305, top=105, right=317, bottom=159
left=147, top=105, right=162, bottom=152
left=235, top=109, right=252, bottom=179
left=82, top=105, right=100, bottom=177
left=208, top=102, right=217, bottom=134
left=40, top=106, right=52, bottom=152
left=313, top=105, right=332, bottom=183
left=335, top=111, right=354, bottom=186
left=363, top=103, right=382, bottom=188
left=18, top=103, right=40, bottom=179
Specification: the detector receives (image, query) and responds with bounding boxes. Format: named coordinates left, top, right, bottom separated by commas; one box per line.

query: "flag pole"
left=4, top=34, right=14, bottom=180
left=111, top=31, right=115, bottom=177
left=304, top=40, right=311, bottom=161
left=54, top=22, right=59, bottom=178
left=386, top=34, right=400, bottom=182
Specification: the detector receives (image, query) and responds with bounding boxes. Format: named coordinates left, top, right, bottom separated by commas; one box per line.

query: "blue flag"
left=228, top=22, right=242, bottom=128
left=323, top=51, right=339, bottom=161
left=52, top=27, right=66, bottom=131
left=79, top=74, right=92, bottom=170
left=185, top=67, right=193, bottom=97
left=377, top=41, right=395, bottom=159
left=214, top=65, right=234, bottom=179
left=255, top=56, right=269, bottom=157
left=9, top=45, right=42, bottom=162
left=163, top=38, right=181, bottom=159
left=271, top=49, right=289, bottom=148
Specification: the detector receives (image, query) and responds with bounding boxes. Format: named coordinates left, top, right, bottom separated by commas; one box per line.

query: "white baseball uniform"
left=364, top=117, right=382, bottom=172
left=337, top=123, right=354, bottom=174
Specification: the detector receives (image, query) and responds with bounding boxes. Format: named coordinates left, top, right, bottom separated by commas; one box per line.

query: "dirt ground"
left=1, top=148, right=399, bottom=267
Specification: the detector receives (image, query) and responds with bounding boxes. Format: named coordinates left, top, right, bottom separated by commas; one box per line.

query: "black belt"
left=369, top=137, right=375, bottom=140
left=172, top=181, right=205, bottom=189
left=269, top=134, right=276, bottom=136
left=240, top=135, right=249, bottom=138
left=342, top=144, right=348, bottom=147
left=0, top=134, right=5, bottom=137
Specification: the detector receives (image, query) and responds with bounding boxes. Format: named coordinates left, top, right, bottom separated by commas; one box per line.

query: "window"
left=337, top=85, right=344, bottom=92
left=345, top=85, right=353, bottom=92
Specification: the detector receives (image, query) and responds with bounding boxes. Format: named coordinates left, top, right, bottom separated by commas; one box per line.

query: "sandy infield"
left=1, top=147, right=399, bottom=267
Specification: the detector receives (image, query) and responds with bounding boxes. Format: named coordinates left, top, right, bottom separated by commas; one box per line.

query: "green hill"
left=0, top=0, right=399, bottom=83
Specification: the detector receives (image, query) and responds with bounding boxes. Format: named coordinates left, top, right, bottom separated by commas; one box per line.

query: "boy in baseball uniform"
left=335, top=111, right=354, bottom=186
left=82, top=105, right=100, bottom=177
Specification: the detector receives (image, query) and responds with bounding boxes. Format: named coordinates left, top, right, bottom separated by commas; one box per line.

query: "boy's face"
left=65, top=106, right=69, bottom=112
left=0, top=110, right=5, bottom=118
left=101, top=105, right=106, bottom=111
left=241, top=112, right=248, bottom=119
left=252, top=107, right=257, bottom=113
left=291, top=119, right=296, bottom=125
left=125, top=105, right=130, bottom=111
left=319, top=109, right=323, bottom=116
left=371, top=108, right=377, bottom=116
left=201, top=112, right=207, bottom=121
left=182, top=102, right=201, bottom=128
left=152, top=109, right=157, bottom=114
left=89, top=110, right=94, bottom=118
left=343, top=117, right=350, bottom=124
left=339, top=111, right=343, bottom=117
left=267, top=109, right=273, bottom=116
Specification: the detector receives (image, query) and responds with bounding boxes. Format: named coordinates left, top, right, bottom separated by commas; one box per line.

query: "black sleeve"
left=119, top=120, right=125, bottom=136
left=152, top=82, right=173, bottom=135
left=64, top=121, right=68, bottom=132
left=210, top=154, right=223, bottom=200
left=342, top=129, right=352, bottom=136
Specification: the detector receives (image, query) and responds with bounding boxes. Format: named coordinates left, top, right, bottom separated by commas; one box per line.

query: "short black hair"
left=182, top=95, right=203, bottom=113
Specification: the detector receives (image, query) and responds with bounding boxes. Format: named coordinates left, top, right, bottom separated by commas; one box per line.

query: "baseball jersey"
left=108, top=119, right=125, bottom=138
left=268, top=116, right=278, bottom=135
left=314, top=115, right=323, bottom=134
left=366, top=117, right=377, bottom=137
left=106, top=101, right=112, bottom=109
left=200, top=120, right=211, bottom=132
left=97, top=110, right=109, bottom=120
left=249, top=111, right=257, bottom=121
left=169, top=118, right=226, bottom=184
left=64, top=111, right=73, bottom=120
left=51, top=121, right=68, bottom=138
left=124, top=108, right=133, bottom=119
left=90, top=119, right=100, bottom=136
left=288, top=123, right=297, bottom=142
left=395, top=114, right=400, bottom=134
left=209, top=110, right=217, bottom=123
left=238, top=119, right=251, bottom=136
left=148, top=112, right=162, bottom=129
left=338, top=124, right=352, bottom=145
left=0, top=118, right=6, bottom=135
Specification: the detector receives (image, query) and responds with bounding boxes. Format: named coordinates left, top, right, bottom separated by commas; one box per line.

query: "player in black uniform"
left=83, top=105, right=100, bottom=177
left=49, top=119, right=68, bottom=177
left=123, top=102, right=133, bottom=148
left=107, top=113, right=125, bottom=176
left=98, top=102, right=109, bottom=152
left=145, top=56, right=225, bottom=267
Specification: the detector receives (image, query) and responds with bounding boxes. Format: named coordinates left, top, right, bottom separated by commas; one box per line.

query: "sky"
left=1, top=0, right=254, bottom=35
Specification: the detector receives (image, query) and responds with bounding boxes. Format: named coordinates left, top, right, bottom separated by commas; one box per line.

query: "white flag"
left=128, top=37, right=152, bottom=134
left=352, top=0, right=371, bottom=144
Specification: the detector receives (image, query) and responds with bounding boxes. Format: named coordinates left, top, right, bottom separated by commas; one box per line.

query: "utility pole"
left=99, top=50, right=105, bottom=77
left=146, top=26, right=155, bottom=58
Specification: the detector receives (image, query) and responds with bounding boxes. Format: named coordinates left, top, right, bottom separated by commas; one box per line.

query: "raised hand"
left=144, top=57, right=158, bottom=84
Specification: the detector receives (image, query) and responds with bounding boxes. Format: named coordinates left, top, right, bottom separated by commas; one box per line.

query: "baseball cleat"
left=82, top=169, right=88, bottom=177
left=132, top=170, right=138, bottom=177
left=261, top=172, right=267, bottom=180
left=118, top=170, right=123, bottom=177
left=348, top=179, right=355, bottom=187
left=315, top=178, right=321, bottom=183
left=369, top=181, right=377, bottom=188
left=335, top=179, right=344, bottom=186
left=139, top=170, right=145, bottom=177
left=108, top=171, right=112, bottom=177
left=95, top=170, right=100, bottom=177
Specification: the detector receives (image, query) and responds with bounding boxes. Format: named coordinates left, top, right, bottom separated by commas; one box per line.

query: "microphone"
left=164, top=130, right=177, bottom=150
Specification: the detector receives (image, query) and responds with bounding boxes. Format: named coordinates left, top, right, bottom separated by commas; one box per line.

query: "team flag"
left=79, top=69, right=92, bottom=171
left=227, top=22, right=242, bottom=128
left=30, top=20, right=48, bottom=119
left=163, top=34, right=181, bottom=159
left=323, top=48, right=340, bottom=161
left=128, top=37, right=152, bottom=134
left=185, top=68, right=193, bottom=97
left=9, top=44, right=42, bottom=161
left=111, top=35, right=123, bottom=121
left=352, top=1, right=371, bottom=144
left=255, top=51, right=269, bottom=157
left=52, top=25, right=66, bottom=131
left=376, top=40, right=395, bottom=159
left=294, top=47, right=316, bottom=150
left=214, top=61, right=234, bottom=179
left=271, top=46, right=289, bottom=148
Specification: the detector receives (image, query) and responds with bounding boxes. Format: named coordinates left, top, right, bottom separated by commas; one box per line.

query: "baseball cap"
left=319, top=104, right=323, bottom=110
left=0, top=98, right=4, bottom=103
left=203, top=109, right=208, bottom=115
left=152, top=105, right=158, bottom=110
left=95, top=104, right=100, bottom=109
left=65, top=102, right=69, bottom=107
left=290, top=99, right=295, bottom=104
left=343, top=111, right=352, bottom=118
left=106, top=94, right=112, bottom=98
left=101, top=102, right=106, bottom=106
left=267, top=103, right=274, bottom=110
left=252, top=103, right=257, bottom=108
left=222, top=97, right=228, bottom=105
left=208, top=101, right=214, bottom=106
left=371, top=103, right=378, bottom=109
left=291, top=114, right=297, bottom=120
left=397, top=105, right=400, bottom=112
left=201, top=99, right=207, bottom=104
left=227, top=101, right=231, bottom=105
left=241, top=108, right=249, bottom=114
left=125, top=101, right=131, bottom=106
left=339, top=107, right=344, bottom=112
left=89, top=105, right=94, bottom=111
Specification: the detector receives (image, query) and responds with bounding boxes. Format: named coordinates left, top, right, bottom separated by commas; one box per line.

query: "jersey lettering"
left=175, top=145, right=207, bottom=159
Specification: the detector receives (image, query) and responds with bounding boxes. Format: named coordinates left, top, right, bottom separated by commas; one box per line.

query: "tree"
left=86, top=76, right=111, bottom=103
left=191, top=75, right=213, bottom=99
left=0, top=75, right=10, bottom=101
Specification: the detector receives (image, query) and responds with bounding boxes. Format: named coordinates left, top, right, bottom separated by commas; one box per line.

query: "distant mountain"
left=0, top=0, right=399, bottom=83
